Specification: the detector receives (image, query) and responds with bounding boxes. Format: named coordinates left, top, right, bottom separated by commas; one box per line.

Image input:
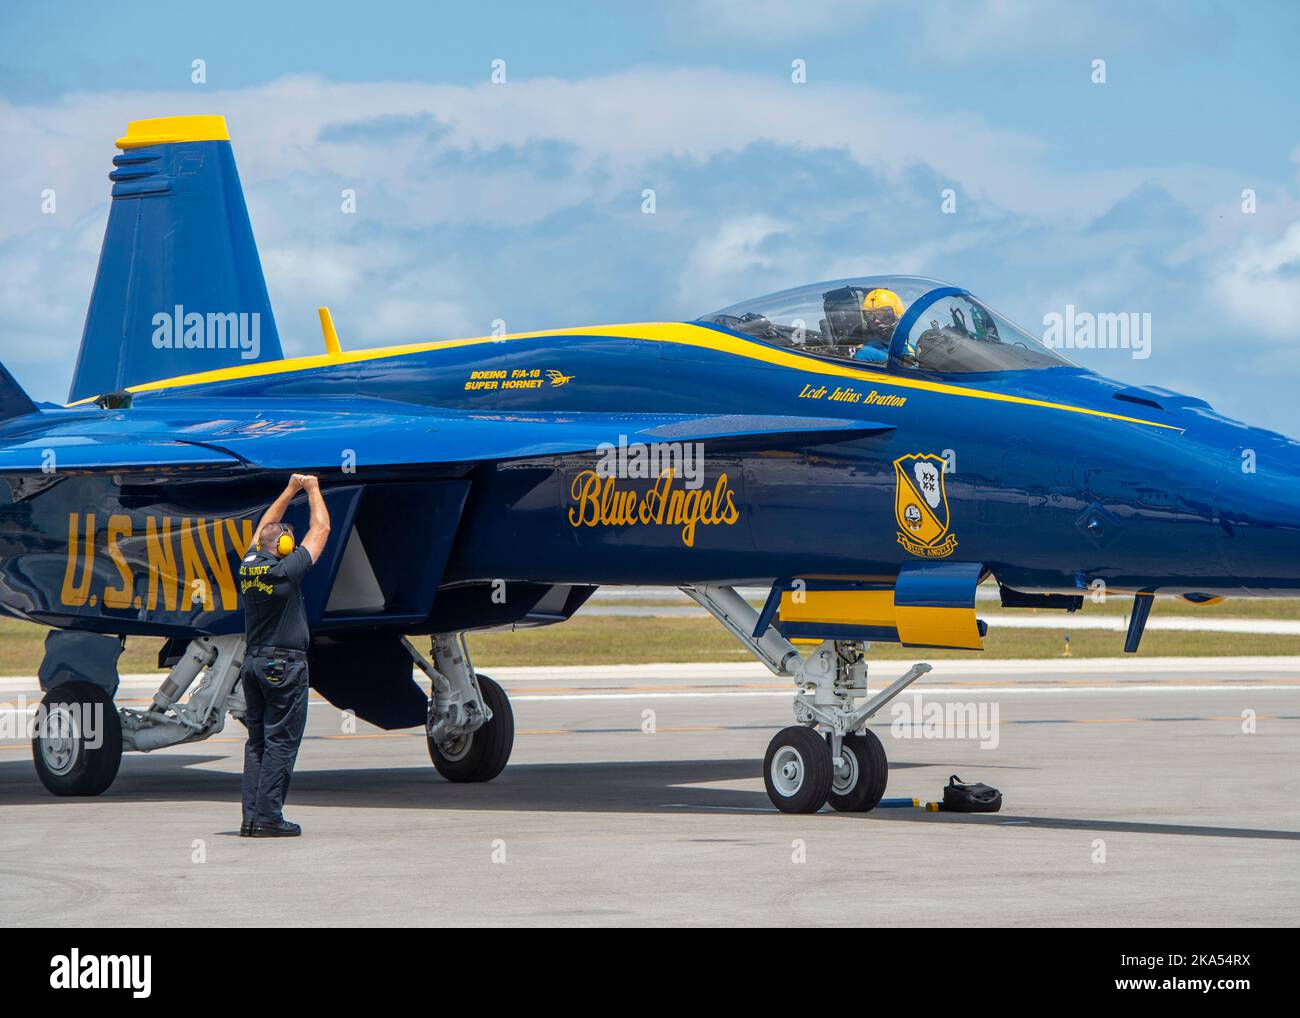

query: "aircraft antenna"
left=318, top=307, right=343, bottom=356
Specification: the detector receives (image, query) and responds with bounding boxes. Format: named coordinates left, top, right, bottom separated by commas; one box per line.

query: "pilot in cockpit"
left=859, top=288, right=904, bottom=359
left=822, top=286, right=904, bottom=363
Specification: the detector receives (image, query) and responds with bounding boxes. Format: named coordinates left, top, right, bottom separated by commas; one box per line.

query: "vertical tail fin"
left=68, top=115, right=284, bottom=402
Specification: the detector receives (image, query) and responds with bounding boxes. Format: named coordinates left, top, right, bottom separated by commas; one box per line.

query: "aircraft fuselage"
left=3, top=325, right=1298, bottom=642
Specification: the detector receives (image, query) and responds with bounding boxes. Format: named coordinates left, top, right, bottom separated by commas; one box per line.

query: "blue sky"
left=3, top=0, right=1299, bottom=432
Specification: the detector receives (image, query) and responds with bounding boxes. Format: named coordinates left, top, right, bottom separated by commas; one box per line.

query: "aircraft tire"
left=826, top=730, right=888, bottom=812
left=763, top=725, right=833, bottom=813
left=428, top=674, right=514, bottom=782
left=31, top=680, right=123, bottom=797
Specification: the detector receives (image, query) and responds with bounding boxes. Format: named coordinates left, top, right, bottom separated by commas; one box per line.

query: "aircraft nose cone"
left=1216, top=431, right=1300, bottom=595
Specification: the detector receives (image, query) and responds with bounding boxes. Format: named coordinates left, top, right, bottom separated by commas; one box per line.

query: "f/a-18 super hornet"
left=2, top=116, right=1296, bottom=812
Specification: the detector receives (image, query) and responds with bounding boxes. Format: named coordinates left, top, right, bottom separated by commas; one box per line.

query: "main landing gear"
left=404, top=635, right=515, bottom=782
left=32, top=680, right=123, bottom=797
left=31, top=629, right=517, bottom=797
left=32, top=635, right=247, bottom=797
left=682, top=585, right=931, bottom=814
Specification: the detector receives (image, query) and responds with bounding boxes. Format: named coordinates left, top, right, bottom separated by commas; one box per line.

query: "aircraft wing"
left=0, top=401, right=894, bottom=474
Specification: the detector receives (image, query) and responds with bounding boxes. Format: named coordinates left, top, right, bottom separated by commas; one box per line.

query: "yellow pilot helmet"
left=862, top=288, right=905, bottom=320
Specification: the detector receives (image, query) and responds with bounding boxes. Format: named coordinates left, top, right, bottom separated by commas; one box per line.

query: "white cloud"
left=0, top=67, right=1201, bottom=244
left=677, top=0, right=887, bottom=40
left=669, top=0, right=1173, bottom=58
left=676, top=214, right=791, bottom=308
left=1219, top=220, right=1300, bottom=340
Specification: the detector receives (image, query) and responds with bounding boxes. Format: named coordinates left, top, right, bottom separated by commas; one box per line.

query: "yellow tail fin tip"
left=116, top=115, right=230, bottom=150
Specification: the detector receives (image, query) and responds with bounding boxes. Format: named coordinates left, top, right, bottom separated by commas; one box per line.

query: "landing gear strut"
left=683, top=584, right=931, bottom=814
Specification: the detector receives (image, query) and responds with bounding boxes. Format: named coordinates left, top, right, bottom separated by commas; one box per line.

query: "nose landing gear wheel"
left=763, top=725, right=832, bottom=813
left=31, top=681, right=123, bottom=797
left=428, top=674, right=514, bottom=782
left=827, top=729, right=888, bottom=812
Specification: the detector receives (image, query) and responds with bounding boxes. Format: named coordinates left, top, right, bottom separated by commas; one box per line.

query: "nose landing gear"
left=683, top=584, right=931, bottom=814
left=763, top=725, right=832, bottom=813
left=826, top=729, right=888, bottom=812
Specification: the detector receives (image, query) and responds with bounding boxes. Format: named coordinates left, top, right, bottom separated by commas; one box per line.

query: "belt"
left=247, top=646, right=308, bottom=661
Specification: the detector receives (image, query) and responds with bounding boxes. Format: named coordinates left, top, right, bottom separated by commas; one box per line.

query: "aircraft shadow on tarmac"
left=2, top=755, right=1299, bottom=842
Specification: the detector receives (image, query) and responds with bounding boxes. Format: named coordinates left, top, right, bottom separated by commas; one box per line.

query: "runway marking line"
left=6, top=713, right=1294, bottom=754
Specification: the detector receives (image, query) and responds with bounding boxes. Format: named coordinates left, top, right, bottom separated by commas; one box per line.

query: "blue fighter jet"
left=2, top=116, right=1296, bottom=812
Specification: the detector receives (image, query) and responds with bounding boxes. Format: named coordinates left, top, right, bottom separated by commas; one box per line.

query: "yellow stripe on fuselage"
left=67, top=321, right=1180, bottom=430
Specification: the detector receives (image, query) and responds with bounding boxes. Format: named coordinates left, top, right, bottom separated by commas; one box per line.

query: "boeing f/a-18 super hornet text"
left=3, top=116, right=1297, bottom=812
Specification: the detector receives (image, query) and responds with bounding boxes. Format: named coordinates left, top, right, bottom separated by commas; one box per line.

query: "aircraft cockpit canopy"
left=697, top=275, right=1073, bottom=374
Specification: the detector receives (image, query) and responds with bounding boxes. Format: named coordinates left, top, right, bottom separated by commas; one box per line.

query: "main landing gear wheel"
left=428, top=674, right=514, bottom=782
left=763, top=725, right=832, bottom=814
left=827, top=729, right=888, bottom=812
left=31, top=681, right=123, bottom=797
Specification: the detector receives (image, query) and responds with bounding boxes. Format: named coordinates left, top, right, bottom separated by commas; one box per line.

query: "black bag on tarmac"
left=942, top=774, right=1002, bottom=813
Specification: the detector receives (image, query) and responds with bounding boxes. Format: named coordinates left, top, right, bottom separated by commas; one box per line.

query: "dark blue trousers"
left=240, top=655, right=309, bottom=825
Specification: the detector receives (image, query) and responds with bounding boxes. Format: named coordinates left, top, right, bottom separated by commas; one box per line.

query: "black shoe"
left=239, top=820, right=254, bottom=837
left=250, top=819, right=302, bottom=838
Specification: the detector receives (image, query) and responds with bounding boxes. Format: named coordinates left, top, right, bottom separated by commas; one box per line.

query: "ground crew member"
left=238, top=473, right=330, bottom=837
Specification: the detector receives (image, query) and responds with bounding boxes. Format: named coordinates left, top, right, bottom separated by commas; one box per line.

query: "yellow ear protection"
left=275, top=524, right=295, bottom=557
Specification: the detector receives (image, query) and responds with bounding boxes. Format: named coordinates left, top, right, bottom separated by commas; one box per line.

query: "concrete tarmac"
left=1, top=658, right=1297, bottom=927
